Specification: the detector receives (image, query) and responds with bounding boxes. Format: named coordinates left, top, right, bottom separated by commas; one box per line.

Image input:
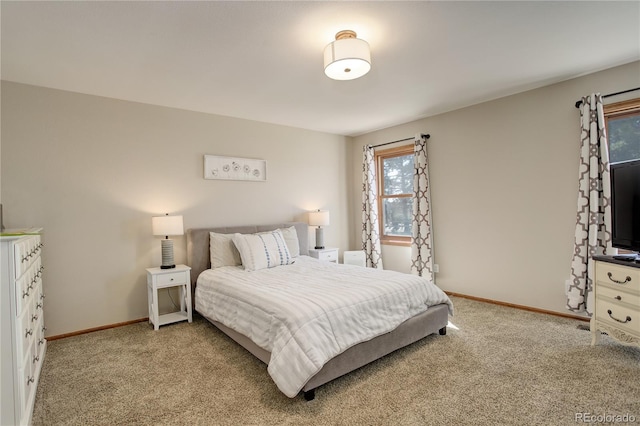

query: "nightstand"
left=309, top=247, right=339, bottom=263
left=146, top=264, right=192, bottom=330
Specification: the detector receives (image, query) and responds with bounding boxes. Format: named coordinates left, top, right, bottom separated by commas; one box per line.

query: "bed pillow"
left=209, top=232, right=242, bottom=268
left=232, top=229, right=295, bottom=272
left=278, top=226, right=300, bottom=258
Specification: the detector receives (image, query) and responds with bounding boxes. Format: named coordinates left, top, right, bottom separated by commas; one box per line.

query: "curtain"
left=567, top=93, right=613, bottom=313
left=410, top=134, right=435, bottom=281
left=362, top=145, right=383, bottom=269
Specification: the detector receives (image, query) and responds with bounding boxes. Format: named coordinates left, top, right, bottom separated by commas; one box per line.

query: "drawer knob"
left=607, top=309, right=632, bottom=324
left=607, top=272, right=631, bottom=285
left=614, top=295, right=622, bottom=301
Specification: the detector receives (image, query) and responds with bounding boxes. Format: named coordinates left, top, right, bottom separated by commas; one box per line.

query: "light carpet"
left=32, top=296, right=640, bottom=425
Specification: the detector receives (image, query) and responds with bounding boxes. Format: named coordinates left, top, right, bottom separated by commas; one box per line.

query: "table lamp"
left=309, top=210, right=330, bottom=249
left=152, top=214, right=184, bottom=269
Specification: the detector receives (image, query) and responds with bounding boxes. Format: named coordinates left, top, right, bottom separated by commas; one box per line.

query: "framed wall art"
left=204, top=155, right=267, bottom=181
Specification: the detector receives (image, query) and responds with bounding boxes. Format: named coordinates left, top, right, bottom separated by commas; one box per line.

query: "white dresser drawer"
left=598, top=285, right=640, bottom=307
left=19, top=344, right=34, bottom=414
left=17, top=305, right=33, bottom=364
left=19, top=339, right=38, bottom=421
left=13, top=235, right=42, bottom=279
left=15, top=259, right=42, bottom=315
left=596, top=262, right=640, bottom=293
left=15, top=273, right=29, bottom=315
left=595, top=298, right=640, bottom=335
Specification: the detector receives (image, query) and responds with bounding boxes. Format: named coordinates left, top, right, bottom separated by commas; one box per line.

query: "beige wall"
left=1, top=81, right=351, bottom=336
left=349, top=61, right=640, bottom=316
left=3, top=61, right=638, bottom=335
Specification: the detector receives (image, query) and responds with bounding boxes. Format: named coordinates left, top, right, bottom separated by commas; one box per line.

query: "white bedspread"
left=195, top=256, right=453, bottom=398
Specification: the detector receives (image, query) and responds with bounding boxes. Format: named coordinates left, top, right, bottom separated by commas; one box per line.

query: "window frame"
left=604, top=98, right=640, bottom=162
left=375, top=144, right=414, bottom=247
left=603, top=97, right=640, bottom=254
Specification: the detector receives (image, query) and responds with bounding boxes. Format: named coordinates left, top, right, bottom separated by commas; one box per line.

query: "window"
left=375, top=145, right=414, bottom=246
left=604, top=97, right=640, bottom=254
left=604, top=97, right=640, bottom=163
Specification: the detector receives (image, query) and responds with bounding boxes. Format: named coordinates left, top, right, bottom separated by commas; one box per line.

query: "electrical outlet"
left=433, top=264, right=439, bottom=273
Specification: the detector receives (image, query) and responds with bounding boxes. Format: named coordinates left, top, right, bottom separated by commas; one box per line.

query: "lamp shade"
left=152, top=215, right=184, bottom=237
left=309, top=210, right=330, bottom=227
left=323, top=30, right=371, bottom=81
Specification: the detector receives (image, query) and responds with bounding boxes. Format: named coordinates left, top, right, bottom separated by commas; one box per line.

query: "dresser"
left=1, top=230, right=46, bottom=426
left=591, top=256, right=640, bottom=348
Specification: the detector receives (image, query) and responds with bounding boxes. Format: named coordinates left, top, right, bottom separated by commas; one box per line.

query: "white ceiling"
left=2, top=1, right=639, bottom=137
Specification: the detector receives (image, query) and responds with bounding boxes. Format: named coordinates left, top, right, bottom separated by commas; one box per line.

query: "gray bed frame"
left=186, top=222, right=449, bottom=400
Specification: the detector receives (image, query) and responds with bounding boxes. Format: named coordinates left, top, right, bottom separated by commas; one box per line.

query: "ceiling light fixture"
left=323, top=30, right=371, bottom=81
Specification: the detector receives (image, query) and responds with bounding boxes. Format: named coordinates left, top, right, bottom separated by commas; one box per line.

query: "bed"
left=186, top=222, right=452, bottom=400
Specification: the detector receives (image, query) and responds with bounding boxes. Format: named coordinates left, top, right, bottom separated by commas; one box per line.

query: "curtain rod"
left=574, top=87, right=640, bottom=108
left=370, top=133, right=430, bottom=149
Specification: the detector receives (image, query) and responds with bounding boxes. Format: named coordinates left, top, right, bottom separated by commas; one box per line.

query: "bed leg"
left=303, top=389, right=316, bottom=401
left=439, top=326, right=447, bottom=336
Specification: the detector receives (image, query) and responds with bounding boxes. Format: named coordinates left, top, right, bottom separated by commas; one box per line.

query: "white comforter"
left=195, top=256, right=453, bottom=398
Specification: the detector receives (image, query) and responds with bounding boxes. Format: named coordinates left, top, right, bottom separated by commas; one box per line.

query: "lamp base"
left=160, top=239, right=176, bottom=269
left=315, top=227, right=325, bottom=251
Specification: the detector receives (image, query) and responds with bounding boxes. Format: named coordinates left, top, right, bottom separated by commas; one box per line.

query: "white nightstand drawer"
left=318, top=251, right=337, bottom=262
left=596, top=263, right=640, bottom=293
left=596, top=299, right=640, bottom=335
left=309, top=248, right=339, bottom=263
left=156, top=271, right=188, bottom=286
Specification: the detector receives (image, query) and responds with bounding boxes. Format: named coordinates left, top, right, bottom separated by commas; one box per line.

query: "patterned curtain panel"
left=362, top=145, right=383, bottom=269
left=410, top=134, right=435, bottom=281
left=567, top=93, right=613, bottom=313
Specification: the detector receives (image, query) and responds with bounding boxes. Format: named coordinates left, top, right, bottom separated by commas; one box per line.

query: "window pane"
left=382, top=197, right=412, bottom=237
left=383, top=154, right=413, bottom=195
left=608, top=114, right=640, bottom=163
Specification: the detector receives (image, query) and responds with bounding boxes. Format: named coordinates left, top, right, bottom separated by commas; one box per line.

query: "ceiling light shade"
left=323, top=30, right=371, bottom=81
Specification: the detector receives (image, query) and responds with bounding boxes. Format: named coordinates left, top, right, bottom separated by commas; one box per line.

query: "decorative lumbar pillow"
left=232, top=229, right=295, bottom=272
left=210, top=232, right=242, bottom=268
left=278, top=226, right=300, bottom=258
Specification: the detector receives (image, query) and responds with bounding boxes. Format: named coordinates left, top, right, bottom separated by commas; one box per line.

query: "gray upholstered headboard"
left=186, top=222, right=309, bottom=289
